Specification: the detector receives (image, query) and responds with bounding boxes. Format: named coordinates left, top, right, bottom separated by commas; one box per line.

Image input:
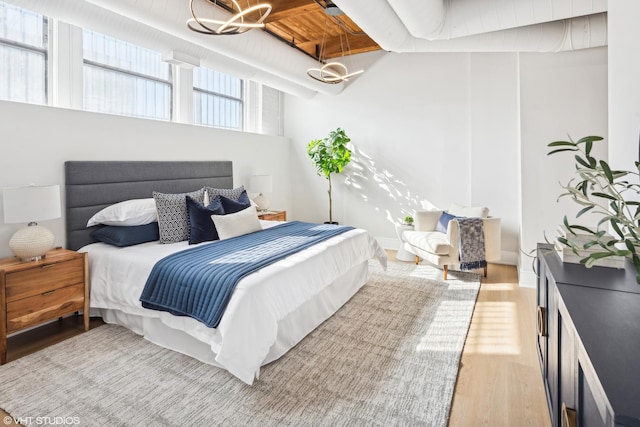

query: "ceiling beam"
left=297, top=34, right=379, bottom=59
left=210, top=0, right=381, bottom=60
left=264, top=0, right=320, bottom=23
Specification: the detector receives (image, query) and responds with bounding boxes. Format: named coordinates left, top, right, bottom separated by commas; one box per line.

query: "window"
left=83, top=29, right=171, bottom=120
left=193, top=67, right=243, bottom=131
left=0, top=1, right=47, bottom=104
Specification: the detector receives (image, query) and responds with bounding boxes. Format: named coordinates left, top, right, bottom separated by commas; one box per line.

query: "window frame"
left=193, top=68, right=244, bottom=131
left=81, top=29, right=173, bottom=121
left=0, top=6, right=48, bottom=104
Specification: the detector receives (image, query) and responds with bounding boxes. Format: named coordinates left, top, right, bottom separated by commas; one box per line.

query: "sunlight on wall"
left=345, top=145, right=438, bottom=225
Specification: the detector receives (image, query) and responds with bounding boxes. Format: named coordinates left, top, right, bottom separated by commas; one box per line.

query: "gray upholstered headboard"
left=65, top=161, right=233, bottom=251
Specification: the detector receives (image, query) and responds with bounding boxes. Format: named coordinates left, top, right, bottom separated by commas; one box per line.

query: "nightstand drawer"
left=258, top=211, right=286, bottom=221
left=6, top=283, right=85, bottom=333
left=5, top=258, right=84, bottom=303
left=0, top=249, right=89, bottom=365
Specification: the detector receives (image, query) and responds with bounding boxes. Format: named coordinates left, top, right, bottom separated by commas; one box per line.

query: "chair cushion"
left=403, top=230, right=452, bottom=256
left=414, top=210, right=443, bottom=231
left=448, top=203, right=489, bottom=218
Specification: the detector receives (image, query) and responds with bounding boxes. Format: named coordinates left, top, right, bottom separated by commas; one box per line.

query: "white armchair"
left=401, top=208, right=501, bottom=279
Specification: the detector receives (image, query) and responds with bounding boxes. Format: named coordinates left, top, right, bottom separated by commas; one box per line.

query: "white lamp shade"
left=249, top=175, right=273, bottom=194
left=3, top=184, right=61, bottom=223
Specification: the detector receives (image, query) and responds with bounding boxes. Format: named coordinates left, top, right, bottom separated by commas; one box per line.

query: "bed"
left=65, top=161, right=387, bottom=384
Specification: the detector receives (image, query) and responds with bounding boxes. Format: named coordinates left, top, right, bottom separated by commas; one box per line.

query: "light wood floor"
left=447, top=263, right=550, bottom=426
left=395, top=253, right=550, bottom=427
left=1, top=254, right=550, bottom=427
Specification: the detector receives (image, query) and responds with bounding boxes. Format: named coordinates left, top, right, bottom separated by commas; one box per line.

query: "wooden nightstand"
left=0, top=248, right=89, bottom=365
left=257, top=210, right=287, bottom=221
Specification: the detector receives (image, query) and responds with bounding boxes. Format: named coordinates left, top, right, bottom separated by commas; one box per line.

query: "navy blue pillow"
left=220, top=190, right=251, bottom=214
left=187, top=195, right=225, bottom=245
left=91, top=222, right=159, bottom=247
left=436, top=212, right=463, bottom=233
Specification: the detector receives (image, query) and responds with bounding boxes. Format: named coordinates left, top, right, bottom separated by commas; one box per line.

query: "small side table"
left=257, top=210, right=287, bottom=221
left=395, top=223, right=415, bottom=262
left=0, top=248, right=89, bottom=365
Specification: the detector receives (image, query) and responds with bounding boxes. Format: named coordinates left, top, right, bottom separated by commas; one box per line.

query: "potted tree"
left=307, top=128, right=352, bottom=224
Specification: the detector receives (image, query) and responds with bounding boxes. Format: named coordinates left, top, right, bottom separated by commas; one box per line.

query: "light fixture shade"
left=3, top=184, right=61, bottom=223
left=307, top=62, right=364, bottom=84
left=324, top=2, right=343, bottom=16
left=3, top=185, right=61, bottom=261
left=187, top=0, right=272, bottom=35
left=250, top=175, right=273, bottom=194
left=306, top=20, right=365, bottom=84
left=250, top=175, right=272, bottom=211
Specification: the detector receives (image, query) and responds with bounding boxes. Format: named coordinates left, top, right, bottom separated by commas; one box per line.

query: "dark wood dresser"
left=536, top=244, right=640, bottom=427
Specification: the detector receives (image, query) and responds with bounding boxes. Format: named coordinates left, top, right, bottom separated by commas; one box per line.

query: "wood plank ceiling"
left=215, top=0, right=380, bottom=60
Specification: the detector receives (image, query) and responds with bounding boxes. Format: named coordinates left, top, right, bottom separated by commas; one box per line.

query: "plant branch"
left=548, top=135, right=640, bottom=283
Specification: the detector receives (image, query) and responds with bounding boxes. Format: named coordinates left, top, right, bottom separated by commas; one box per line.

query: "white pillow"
left=448, top=203, right=489, bottom=218
left=211, top=206, right=262, bottom=240
left=414, top=210, right=443, bottom=232
left=87, top=198, right=158, bottom=227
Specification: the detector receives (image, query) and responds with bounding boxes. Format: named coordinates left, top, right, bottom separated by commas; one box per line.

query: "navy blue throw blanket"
left=457, top=217, right=487, bottom=271
left=140, top=221, right=354, bottom=328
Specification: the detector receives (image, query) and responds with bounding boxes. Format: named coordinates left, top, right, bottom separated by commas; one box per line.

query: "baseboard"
left=518, top=269, right=537, bottom=288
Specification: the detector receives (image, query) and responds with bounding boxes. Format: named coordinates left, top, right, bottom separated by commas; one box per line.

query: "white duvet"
left=82, top=223, right=387, bottom=384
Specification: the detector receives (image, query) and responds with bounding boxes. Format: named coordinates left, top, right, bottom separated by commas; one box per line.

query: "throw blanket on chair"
left=457, top=217, right=487, bottom=271
left=140, top=221, right=354, bottom=328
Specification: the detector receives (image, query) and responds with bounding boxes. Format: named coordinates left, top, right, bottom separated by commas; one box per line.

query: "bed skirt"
left=92, top=260, right=369, bottom=374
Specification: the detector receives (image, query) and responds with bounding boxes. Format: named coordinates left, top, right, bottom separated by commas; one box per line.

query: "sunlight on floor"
left=463, top=301, right=521, bottom=355
left=409, top=265, right=443, bottom=281
left=410, top=267, right=482, bottom=291
left=479, top=282, right=516, bottom=291
left=416, top=300, right=477, bottom=353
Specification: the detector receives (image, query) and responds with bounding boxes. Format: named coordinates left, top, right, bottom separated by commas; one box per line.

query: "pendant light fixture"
left=307, top=20, right=364, bottom=84
left=187, top=0, right=272, bottom=35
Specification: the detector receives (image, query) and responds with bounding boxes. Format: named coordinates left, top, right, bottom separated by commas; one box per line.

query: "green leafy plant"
left=307, top=128, right=352, bottom=223
left=403, top=215, right=414, bottom=225
left=547, top=135, right=640, bottom=282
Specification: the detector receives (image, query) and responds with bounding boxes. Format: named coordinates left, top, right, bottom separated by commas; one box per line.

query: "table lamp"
left=3, top=184, right=61, bottom=261
left=250, top=175, right=272, bottom=211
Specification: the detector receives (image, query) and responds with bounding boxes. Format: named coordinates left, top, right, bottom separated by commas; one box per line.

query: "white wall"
left=518, top=47, right=608, bottom=286
left=285, top=48, right=609, bottom=277
left=0, top=101, right=291, bottom=258
left=468, top=53, right=520, bottom=264
left=0, top=46, right=611, bottom=284
left=608, top=0, right=640, bottom=172
left=285, top=52, right=520, bottom=262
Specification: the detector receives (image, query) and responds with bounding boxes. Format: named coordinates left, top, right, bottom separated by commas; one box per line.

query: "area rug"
left=0, top=261, right=480, bottom=427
